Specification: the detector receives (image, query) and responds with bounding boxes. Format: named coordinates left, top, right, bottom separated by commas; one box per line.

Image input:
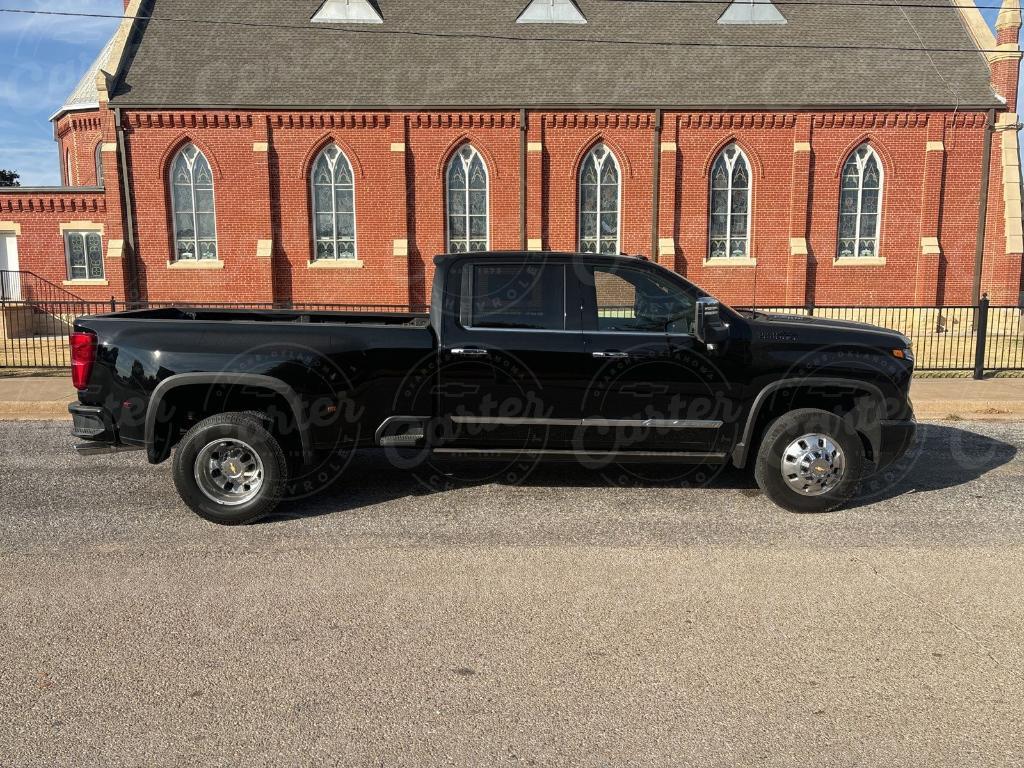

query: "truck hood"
left=741, top=310, right=911, bottom=348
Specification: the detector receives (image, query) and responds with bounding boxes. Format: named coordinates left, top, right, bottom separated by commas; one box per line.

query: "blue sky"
left=0, top=1, right=1013, bottom=186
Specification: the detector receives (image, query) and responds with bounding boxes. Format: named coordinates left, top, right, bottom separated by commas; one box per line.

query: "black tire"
left=172, top=412, right=288, bottom=525
left=753, top=408, right=865, bottom=514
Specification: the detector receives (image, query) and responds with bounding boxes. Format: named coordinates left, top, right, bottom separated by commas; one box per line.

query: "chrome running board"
left=431, top=448, right=728, bottom=464
left=74, top=443, right=144, bottom=457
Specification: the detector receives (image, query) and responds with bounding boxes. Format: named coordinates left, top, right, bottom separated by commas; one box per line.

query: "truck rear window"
left=463, top=263, right=565, bottom=331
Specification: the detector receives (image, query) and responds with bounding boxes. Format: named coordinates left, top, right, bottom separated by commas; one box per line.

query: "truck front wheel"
left=753, top=408, right=865, bottom=514
left=172, top=412, right=288, bottom=525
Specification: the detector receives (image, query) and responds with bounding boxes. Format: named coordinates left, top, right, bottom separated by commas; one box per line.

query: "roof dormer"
left=517, top=0, right=588, bottom=25
left=312, top=0, right=383, bottom=24
left=718, top=0, right=787, bottom=25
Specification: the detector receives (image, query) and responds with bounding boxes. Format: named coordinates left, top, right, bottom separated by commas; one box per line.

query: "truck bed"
left=97, top=307, right=430, bottom=327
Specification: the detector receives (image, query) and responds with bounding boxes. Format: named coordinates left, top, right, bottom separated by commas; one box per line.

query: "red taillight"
left=70, top=332, right=97, bottom=391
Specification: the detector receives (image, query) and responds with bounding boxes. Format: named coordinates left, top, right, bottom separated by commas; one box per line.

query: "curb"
left=913, top=404, right=1024, bottom=422
left=0, top=403, right=72, bottom=421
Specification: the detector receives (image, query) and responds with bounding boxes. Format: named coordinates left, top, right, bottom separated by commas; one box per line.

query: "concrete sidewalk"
left=0, top=375, right=77, bottom=420
left=910, top=377, right=1024, bottom=419
left=1, top=373, right=1022, bottom=422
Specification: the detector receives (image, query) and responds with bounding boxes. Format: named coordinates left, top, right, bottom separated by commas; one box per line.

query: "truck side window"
left=588, top=265, right=694, bottom=334
left=464, top=263, right=565, bottom=331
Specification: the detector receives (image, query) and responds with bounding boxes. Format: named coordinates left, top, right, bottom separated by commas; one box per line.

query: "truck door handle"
left=451, top=348, right=489, bottom=357
left=592, top=351, right=630, bottom=359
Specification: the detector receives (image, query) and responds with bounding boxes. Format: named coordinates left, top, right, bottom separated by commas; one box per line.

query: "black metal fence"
left=739, top=299, right=1024, bottom=376
left=1, top=283, right=1020, bottom=376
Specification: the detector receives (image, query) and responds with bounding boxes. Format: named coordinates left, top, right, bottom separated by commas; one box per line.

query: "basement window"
left=718, top=0, right=787, bottom=24
left=312, top=0, right=383, bottom=24
left=517, top=0, right=587, bottom=24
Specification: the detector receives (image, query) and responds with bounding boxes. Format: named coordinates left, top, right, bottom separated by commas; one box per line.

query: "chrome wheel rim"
left=781, top=433, right=845, bottom=496
left=194, top=438, right=265, bottom=506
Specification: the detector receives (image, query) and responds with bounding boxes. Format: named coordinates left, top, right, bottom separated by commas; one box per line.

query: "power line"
left=0, top=6, right=1014, bottom=55
left=892, top=0, right=962, bottom=110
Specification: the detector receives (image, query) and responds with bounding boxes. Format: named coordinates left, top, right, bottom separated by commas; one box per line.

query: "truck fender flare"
left=731, top=377, right=886, bottom=469
left=144, top=373, right=312, bottom=464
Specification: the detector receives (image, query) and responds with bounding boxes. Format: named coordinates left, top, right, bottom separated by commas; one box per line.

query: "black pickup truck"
left=70, top=252, right=916, bottom=524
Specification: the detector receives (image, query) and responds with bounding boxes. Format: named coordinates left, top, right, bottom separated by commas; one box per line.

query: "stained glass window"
left=579, top=144, right=620, bottom=255
left=64, top=231, right=104, bottom=280
left=447, top=145, right=489, bottom=253
left=170, top=144, right=218, bottom=261
left=311, top=144, right=357, bottom=260
left=838, top=144, right=883, bottom=259
left=708, top=143, right=751, bottom=259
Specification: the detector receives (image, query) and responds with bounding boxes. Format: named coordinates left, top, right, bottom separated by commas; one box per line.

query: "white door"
left=0, top=233, right=21, bottom=301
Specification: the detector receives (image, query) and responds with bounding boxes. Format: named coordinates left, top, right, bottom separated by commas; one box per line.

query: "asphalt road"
left=1, top=419, right=1023, bottom=767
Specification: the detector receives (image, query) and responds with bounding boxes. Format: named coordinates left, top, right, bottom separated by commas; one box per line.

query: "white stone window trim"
left=707, top=143, right=752, bottom=260
left=837, top=144, right=884, bottom=261
left=578, top=144, right=622, bottom=256
left=169, top=144, right=219, bottom=262
left=446, top=145, right=491, bottom=254
left=310, top=144, right=359, bottom=262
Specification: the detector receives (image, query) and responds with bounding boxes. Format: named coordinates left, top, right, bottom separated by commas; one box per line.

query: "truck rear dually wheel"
left=753, top=408, right=864, bottom=514
left=172, top=412, right=287, bottom=525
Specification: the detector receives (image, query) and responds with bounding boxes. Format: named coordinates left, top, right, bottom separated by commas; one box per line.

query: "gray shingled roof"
left=52, top=36, right=117, bottom=120
left=109, top=0, right=1001, bottom=110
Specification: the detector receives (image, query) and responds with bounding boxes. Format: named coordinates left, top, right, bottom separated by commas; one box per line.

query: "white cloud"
left=0, top=0, right=122, bottom=45
left=0, top=135, right=61, bottom=187
left=0, top=51, right=99, bottom=113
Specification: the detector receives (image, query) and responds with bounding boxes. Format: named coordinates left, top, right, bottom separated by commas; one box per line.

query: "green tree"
left=0, top=169, right=20, bottom=187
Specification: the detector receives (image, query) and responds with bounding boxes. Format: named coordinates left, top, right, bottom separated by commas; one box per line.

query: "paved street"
left=1, top=419, right=1023, bottom=766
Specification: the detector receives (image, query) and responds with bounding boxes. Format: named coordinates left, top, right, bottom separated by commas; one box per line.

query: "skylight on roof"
left=718, top=0, right=786, bottom=24
left=517, top=0, right=587, bottom=25
left=312, top=0, right=383, bottom=24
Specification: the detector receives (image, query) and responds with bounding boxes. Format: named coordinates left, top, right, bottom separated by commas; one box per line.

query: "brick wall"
left=4, top=105, right=1022, bottom=308
left=1, top=108, right=128, bottom=305
left=268, top=112, right=412, bottom=307
left=0, top=188, right=124, bottom=302
left=56, top=113, right=105, bottom=188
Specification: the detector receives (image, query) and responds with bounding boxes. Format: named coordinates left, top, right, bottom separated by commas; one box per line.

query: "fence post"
left=973, top=293, right=990, bottom=380
left=1, top=272, right=6, bottom=304
left=805, top=299, right=814, bottom=317
left=110, top=295, right=117, bottom=313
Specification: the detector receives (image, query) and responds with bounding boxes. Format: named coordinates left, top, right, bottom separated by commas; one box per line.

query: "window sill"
left=834, top=256, right=886, bottom=267
left=63, top=279, right=109, bottom=287
left=166, top=260, right=225, bottom=270
left=704, top=257, right=757, bottom=268
left=307, top=259, right=364, bottom=269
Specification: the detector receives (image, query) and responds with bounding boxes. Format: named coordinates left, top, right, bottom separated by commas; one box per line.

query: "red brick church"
left=1, top=0, right=1022, bottom=309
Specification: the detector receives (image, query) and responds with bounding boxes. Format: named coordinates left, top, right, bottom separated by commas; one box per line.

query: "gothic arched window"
left=838, top=144, right=883, bottom=259
left=709, top=143, right=751, bottom=259
left=170, top=144, right=218, bottom=261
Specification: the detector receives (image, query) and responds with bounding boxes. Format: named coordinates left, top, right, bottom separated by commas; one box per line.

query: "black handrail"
left=0, top=269, right=87, bottom=304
